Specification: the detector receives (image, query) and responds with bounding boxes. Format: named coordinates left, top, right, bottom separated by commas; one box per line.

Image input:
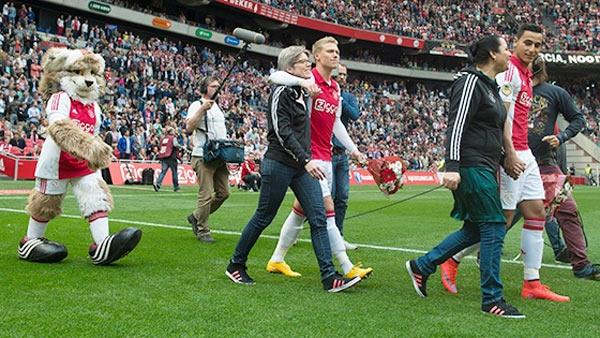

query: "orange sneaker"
left=440, top=258, right=459, bottom=294
left=521, top=280, right=570, bottom=302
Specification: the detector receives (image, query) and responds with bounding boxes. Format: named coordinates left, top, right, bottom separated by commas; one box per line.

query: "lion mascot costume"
left=18, top=48, right=142, bottom=265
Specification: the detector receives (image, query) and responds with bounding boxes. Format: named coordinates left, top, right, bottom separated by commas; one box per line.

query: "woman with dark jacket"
left=226, top=46, right=360, bottom=293
left=405, top=35, right=525, bottom=318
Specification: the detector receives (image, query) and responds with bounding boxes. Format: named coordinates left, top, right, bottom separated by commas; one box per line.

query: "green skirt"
left=451, top=167, right=505, bottom=223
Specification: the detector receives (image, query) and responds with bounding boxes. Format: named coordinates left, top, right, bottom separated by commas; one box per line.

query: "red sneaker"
left=521, top=280, right=570, bottom=302
left=440, top=258, right=459, bottom=294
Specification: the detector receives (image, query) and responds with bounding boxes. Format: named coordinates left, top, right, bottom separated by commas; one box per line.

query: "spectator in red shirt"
left=240, top=152, right=261, bottom=192
left=56, top=15, right=64, bottom=36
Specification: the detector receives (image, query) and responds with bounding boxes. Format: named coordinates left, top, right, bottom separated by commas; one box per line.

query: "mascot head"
left=39, top=48, right=106, bottom=104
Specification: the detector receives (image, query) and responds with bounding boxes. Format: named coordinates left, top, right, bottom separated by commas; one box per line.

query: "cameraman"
left=185, top=76, right=230, bottom=243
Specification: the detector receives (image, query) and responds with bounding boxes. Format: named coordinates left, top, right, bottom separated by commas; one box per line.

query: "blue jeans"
left=155, top=158, right=179, bottom=189
left=416, top=221, right=506, bottom=304
left=231, top=157, right=336, bottom=280
left=545, top=216, right=565, bottom=256
left=331, top=152, right=350, bottom=235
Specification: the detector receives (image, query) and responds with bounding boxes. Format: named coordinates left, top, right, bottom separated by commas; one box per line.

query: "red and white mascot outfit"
left=18, top=48, right=142, bottom=265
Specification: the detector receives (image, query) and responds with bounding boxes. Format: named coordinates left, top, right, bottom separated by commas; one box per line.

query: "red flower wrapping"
left=367, top=157, right=406, bottom=195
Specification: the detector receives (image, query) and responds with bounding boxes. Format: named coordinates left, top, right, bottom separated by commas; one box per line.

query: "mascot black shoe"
left=18, top=237, right=68, bottom=263
left=89, top=227, right=142, bottom=265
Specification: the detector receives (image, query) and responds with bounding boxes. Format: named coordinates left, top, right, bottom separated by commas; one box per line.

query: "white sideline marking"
left=0, top=207, right=571, bottom=270
left=0, top=185, right=448, bottom=198
left=110, top=185, right=156, bottom=191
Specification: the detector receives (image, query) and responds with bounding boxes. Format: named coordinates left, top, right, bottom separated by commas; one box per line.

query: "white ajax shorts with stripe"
left=500, top=149, right=545, bottom=210
left=313, top=159, right=333, bottom=198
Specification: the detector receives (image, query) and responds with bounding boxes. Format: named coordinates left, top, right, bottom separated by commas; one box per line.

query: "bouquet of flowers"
left=367, top=156, right=407, bottom=195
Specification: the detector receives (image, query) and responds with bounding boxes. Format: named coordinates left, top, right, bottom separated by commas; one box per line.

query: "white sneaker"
left=344, top=240, right=358, bottom=250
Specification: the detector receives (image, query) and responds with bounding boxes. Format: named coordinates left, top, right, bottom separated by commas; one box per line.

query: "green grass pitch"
left=1, top=180, right=600, bottom=337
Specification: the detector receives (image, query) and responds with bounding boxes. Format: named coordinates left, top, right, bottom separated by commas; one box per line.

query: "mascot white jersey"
left=36, top=92, right=102, bottom=180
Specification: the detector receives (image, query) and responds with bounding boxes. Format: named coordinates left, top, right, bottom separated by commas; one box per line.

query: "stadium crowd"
left=573, top=82, right=600, bottom=144
left=0, top=3, right=598, bottom=173
left=260, top=0, right=599, bottom=53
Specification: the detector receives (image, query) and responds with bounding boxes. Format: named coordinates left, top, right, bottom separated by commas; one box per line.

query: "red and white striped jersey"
left=309, top=68, right=342, bottom=161
left=35, top=92, right=102, bottom=180
left=496, top=55, right=533, bottom=151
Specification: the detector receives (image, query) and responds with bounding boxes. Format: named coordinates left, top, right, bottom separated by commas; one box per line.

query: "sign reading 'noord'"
left=195, top=28, right=212, bottom=40
left=541, top=53, right=600, bottom=65
left=88, top=1, right=111, bottom=14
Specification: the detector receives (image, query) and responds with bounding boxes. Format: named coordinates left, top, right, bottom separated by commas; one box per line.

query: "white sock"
left=270, top=209, right=305, bottom=262
left=27, top=217, right=48, bottom=239
left=89, top=214, right=110, bottom=244
left=452, top=243, right=480, bottom=262
left=522, top=218, right=545, bottom=280
left=327, top=215, right=353, bottom=274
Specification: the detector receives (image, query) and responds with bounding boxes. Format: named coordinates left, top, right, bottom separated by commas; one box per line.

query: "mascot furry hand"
left=18, top=48, right=142, bottom=265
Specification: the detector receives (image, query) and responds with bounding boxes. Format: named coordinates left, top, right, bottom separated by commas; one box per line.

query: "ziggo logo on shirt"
left=73, top=120, right=95, bottom=134
left=519, top=91, right=532, bottom=107
left=314, top=98, right=338, bottom=115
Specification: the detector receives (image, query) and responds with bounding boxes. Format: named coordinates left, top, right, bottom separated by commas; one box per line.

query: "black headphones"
left=199, top=77, right=209, bottom=95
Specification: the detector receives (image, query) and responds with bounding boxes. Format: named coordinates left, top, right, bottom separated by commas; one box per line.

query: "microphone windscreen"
left=233, top=28, right=266, bottom=44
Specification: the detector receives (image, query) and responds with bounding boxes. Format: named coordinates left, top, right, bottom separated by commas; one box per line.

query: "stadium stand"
left=258, top=0, right=599, bottom=53
left=94, top=0, right=599, bottom=53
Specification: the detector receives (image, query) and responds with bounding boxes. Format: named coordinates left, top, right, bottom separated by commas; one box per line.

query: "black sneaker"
left=323, top=273, right=361, bottom=293
left=197, top=233, right=216, bottom=243
left=18, top=237, right=68, bottom=263
left=574, top=263, right=600, bottom=280
left=555, top=248, right=571, bottom=264
left=482, top=299, right=526, bottom=318
left=89, top=227, right=142, bottom=265
left=406, top=260, right=428, bottom=297
left=226, top=263, right=255, bottom=285
left=187, top=214, right=199, bottom=236
left=153, top=183, right=160, bottom=192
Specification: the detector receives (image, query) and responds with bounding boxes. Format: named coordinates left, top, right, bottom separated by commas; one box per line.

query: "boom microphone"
left=233, top=28, right=266, bottom=44
left=211, top=28, right=264, bottom=100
